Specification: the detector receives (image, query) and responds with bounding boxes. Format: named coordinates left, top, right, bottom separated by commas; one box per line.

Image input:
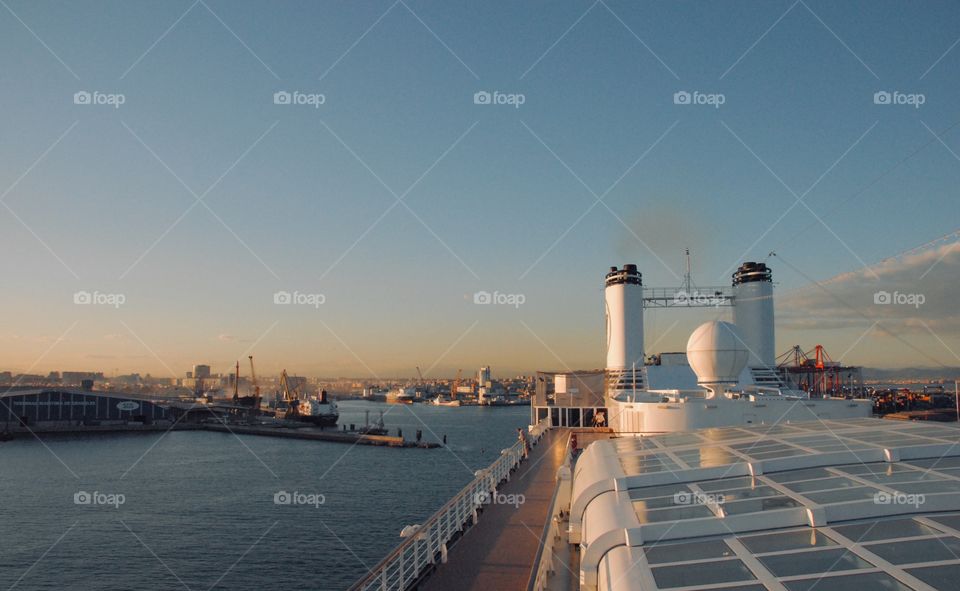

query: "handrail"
left=526, top=467, right=564, bottom=591
left=347, top=422, right=551, bottom=591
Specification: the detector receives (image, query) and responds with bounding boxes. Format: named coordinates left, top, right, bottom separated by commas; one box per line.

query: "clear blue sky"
left=1, top=0, right=959, bottom=377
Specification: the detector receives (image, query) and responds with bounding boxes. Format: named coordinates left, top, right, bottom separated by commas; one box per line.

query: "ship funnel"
left=605, top=264, right=645, bottom=393
left=687, top=321, right=748, bottom=398
left=732, top=262, right=775, bottom=368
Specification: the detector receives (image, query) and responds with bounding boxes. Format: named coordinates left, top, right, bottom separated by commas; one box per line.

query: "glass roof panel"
left=765, top=467, right=834, bottom=483
left=928, top=514, right=960, bottom=532
left=634, top=503, right=714, bottom=524
left=782, top=477, right=860, bottom=493
left=722, top=496, right=800, bottom=516
left=893, top=480, right=959, bottom=494
left=651, top=559, right=755, bottom=588
left=674, top=448, right=742, bottom=468
left=699, top=428, right=754, bottom=441
left=866, top=536, right=960, bottom=565
left=833, top=518, right=939, bottom=542
left=757, top=547, right=872, bottom=577
left=739, top=529, right=836, bottom=553
left=653, top=433, right=705, bottom=447
left=697, top=476, right=761, bottom=492
left=906, top=457, right=960, bottom=469
left=835, top=463, right=913, bottom=475
left=710, top=486, right=781, bottom=503
left=633, top=495, right=687, bottom=511
left=803, top=486, right=879, bottom=504
left=612, top=438, right=658, bottom=451
left=628, top=484, right=690, bottom=501
left=906, top=564, right=960, bottom=590
left=642, top=539, right=735, bottom=564
left=783, top=572, right=913, bottom=591
left=749, top=449, right=809, bottom=460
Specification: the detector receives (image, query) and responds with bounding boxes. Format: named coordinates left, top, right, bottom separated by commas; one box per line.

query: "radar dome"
left=686, top=321, right=749, bottom=385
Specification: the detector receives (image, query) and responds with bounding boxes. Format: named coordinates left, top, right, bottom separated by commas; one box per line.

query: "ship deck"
left=421, top=428, right=616, bottom=591
left=421, top=428, right=569, bottom=591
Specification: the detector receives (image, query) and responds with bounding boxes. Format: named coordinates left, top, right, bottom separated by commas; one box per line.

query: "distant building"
left=193, top=365, right=211, bottom=380
left=478, top=366, right=491, bottom=388
left=61, top=371, right=104, bottom=385
left=14, top=374, right=47, bottom=385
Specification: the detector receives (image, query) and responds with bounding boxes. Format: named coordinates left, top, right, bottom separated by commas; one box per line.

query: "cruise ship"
left=349, top=262, right=960, bottom=591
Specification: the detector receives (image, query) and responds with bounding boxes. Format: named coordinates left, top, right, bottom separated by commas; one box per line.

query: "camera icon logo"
left=673, top=91, right=691, bottom=105
left=673, top=490, right=692, bottom=505
left=473, top=491, right=490, bottom=504
left=874, top=91, right=891, bottom=105
left=273, top=291, right=292, bottom=304
left=74, top=491, right=92, bottom=505
left=74, top=290, right=92, bottom=305
left=874, top=290, right=892, bottom=305
left=274, top=490, right=292, bottom=505
left=474, top=91, right=491, bottom=105
left=473, top=291, right=492, bottom=304
left=73, top=91, right=91, bottom=105
left=274, top=91, right=292, bottom=105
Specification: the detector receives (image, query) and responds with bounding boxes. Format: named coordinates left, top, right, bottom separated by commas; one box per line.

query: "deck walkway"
left=421, top=428, right=570, bottom=591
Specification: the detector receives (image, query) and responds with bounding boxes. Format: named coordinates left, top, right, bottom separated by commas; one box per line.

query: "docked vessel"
left=386, top=387, right=417, bottom=404
left=431, top=395, right=461, bottom=407
left=275, top=370, right=338, bottom=426
left=293, top=389, right=338, bottom=427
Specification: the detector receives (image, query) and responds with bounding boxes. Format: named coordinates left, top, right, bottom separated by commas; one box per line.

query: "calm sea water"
left=0, top=401, right=528, bottom=591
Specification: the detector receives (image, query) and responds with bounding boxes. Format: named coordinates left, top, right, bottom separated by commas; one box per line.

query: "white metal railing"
left=348, top=422, right=551, bottom=591
left=527, top=450, right=570, bottom=591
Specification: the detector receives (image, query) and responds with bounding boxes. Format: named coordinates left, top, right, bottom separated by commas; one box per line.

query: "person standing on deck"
left=518, top=428, right=529, bottom=459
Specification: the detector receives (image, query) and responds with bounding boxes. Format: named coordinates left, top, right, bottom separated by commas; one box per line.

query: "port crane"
left=232, top=360, right=240, bottom=404
left=248, top=355, right=261, bottom=411
left=279, top=369, right=301, bottom=418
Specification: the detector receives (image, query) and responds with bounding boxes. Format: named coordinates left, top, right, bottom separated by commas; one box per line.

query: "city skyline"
left=2, top=1, right=959, bottom=376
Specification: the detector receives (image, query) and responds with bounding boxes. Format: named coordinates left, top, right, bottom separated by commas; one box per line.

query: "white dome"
left=686, top=321, right=749, bottom=385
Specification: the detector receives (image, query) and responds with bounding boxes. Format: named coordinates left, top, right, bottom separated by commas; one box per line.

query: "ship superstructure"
left=532, top=261, right=871, bottom=434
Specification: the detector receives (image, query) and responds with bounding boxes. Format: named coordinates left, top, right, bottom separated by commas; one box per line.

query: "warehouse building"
left=0, top=387, right=169, bottom=426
